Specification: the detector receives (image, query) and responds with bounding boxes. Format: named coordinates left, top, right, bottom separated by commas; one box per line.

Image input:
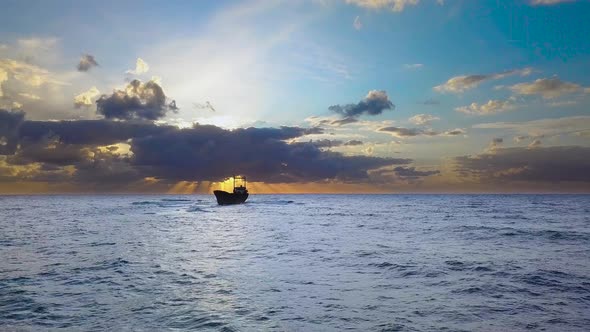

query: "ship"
left=213, top=175, right=249, bottom=205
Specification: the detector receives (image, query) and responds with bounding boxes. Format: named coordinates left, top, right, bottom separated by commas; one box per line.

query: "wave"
left=161, top=198, right=193, bottom=202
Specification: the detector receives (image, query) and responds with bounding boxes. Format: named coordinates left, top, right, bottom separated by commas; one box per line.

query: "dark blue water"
left=1, top=194, right=589, bottom=331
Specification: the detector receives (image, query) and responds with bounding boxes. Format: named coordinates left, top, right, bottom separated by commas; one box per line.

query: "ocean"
left=1, top=194, right=589, bottom=331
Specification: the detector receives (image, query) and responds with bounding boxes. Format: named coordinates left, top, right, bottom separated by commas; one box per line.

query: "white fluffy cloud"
left=408, top=114, right=439, bottom=125
left=126, top=58, right=150, bottom=75
left=74, top=87, right=100, bottom=108
left=456, top=99, right=515, bottom=115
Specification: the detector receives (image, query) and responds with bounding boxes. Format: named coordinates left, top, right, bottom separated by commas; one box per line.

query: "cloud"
left=0, top=58, right=67, bottom=87
left=74, top=86, right=100, bottom=108
left=443, top=128, right=466, bottom=136
left=434, top=68, right=532, bottom=93
left=454, top=145, right=590, bottom=184
left=303, top=139, right=343, bottom=148
left=378, top=126, right=438, bottom=137
left=345, top=0, right=420, bottom=12
left=488, top=137, right=503, bottom=150
left=344, top=139, right=364, bottom=146
left=378, top=125, right=465, bottom=137
left=329, top=90, right=394, bottom=118
left=7, top=136, right=93, bottom=166
left=18, top=92, right=41, bottom=100
left=509, top=77, right=584, bottom=99
left=18, top=119, right=175, bottom=146
left=473, top=116, right=590, bottom=138
left=77, top=54, right=99, bottom=72
left=1, top=112, right=413, bottom=185
left=528, top=139, right=542, bottom=148
left=455, top=99, right=515, bottom=115
left=17, top=37, right=58, bottom=52
left=529, top=0, right=577, bottom=5
left=409, top=114, right=439, bottom=125
left=0, top=68, right=8, bottom=97
left=0, top=109, right=25, bottom=155
left=404, top=63, right=423, bottom=70
left=126, top=58, right=150, bottom=75
left=193, top=101, right=217, bottom=112
left=96, top=79, right=176, bottom=120
left=368, top=165, right=440, bottom=183
left=353, top=16, right=363, bottom=30
left=330, top=117, right=359, bottom=126
left=392, top=166, right=439, bottom=178
left=130, top=126, right=409, bottom=183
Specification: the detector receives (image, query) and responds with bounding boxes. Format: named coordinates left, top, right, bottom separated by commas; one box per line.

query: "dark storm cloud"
left=234, top=126, right=323, bottom=141
left=7, top=137, right=91, bottom=166
left=77, top=54, right=99, bottom=72
left=393, top=166, right=440, bottom=178
left=130, top=124, right=409, bottom=183
left=2, top=114, right=405, bottom=185
left=18, top=120, right=175, bottom=145
left=454, top=146, right=590, bottom=183
left=368, top=165, right=440, bottom=182
left=292, top=138, right=362, bottom=149
left=329, top=90, right=394, bottom=118
left=303, top=139, right=343, bottom=148
left=0, top=109, right=25, bottom=155
left=96, top=79, right=177, bottom=120
left=73, top=151, right=142, bottom=184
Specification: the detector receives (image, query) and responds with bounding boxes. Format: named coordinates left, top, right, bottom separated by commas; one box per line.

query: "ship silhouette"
left=213, top=175, right=249, bottom=205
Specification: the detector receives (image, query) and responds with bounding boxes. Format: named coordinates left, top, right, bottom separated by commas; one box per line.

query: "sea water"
left=1, top=194, right=589, bottom=331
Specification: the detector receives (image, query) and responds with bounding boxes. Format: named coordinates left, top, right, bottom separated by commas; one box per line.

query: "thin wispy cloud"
left=353, top=16, right=363, bottom=30
left=434, top=68, right=533, bottom=93
left=404, top=63, right=423, bottom=70
left=509, top=77, right=586, bottom=99
left=473, top=116, right=590, bottom=138
left=345, top=0, right=420, bottom=12
left=529, top=0, right=578, bottom=6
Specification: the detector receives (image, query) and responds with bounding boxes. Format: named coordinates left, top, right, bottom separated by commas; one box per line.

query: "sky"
left=0, top=0, right=589, bottom=193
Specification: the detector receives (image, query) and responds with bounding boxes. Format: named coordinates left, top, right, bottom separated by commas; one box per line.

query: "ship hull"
left=214, top=190, right=249, bottom=205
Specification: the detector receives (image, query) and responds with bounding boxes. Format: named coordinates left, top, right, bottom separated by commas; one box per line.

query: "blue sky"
left=0, top=0, right=589, bottom=192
